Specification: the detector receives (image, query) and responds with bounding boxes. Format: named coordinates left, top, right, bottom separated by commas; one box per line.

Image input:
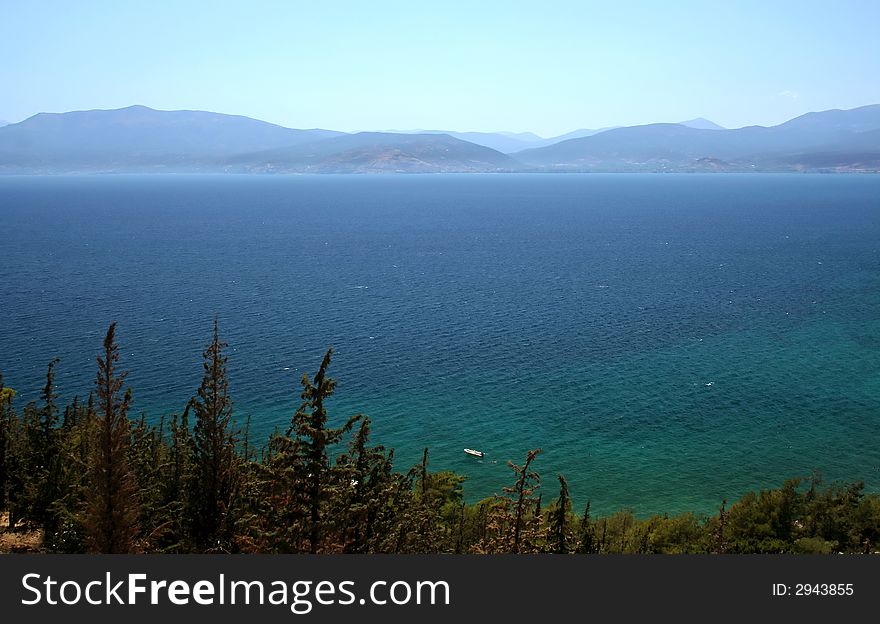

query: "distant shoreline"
left=2, top=104, right=879, bottom=175
left=2, top=169, right=879, bottom=176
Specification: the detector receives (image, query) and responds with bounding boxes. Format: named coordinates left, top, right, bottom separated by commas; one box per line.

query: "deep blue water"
left=1, top=173, right=879, bottom=515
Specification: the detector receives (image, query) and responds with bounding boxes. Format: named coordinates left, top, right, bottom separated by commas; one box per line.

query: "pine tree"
left=510, top=449, right=542, bottom=553
left=129, top=413, right=168, bottom=548
left=576, top=501, right=596, bottom=553
left=243, top=429, right=306, bottom=552
left=158, top=407, right=194, bottom=552
left=188, top=319, right=238, bottom=552
left=420, top=447, right=429, bottom=498
left=43, top=395, right=95, bottom=552
left=550, top=474, right=572, bottom=553
left=398, top=448, right=464, bottom=553
left=13, top=358, right=62, bottom=530
left=40, top=359, right=60, bottom=434
left=479, top=449, right=543, bottom=553
left=0, top=374, right=14, bottom=511
left=82, top=322, right=139, bottom=553
left=332, top=415, right=394, bottom=553
left=34, top=359, right=63, bottom=530
left=288, top=348, right=358, bottom=553
left=714, top=499, right=728, bottom=554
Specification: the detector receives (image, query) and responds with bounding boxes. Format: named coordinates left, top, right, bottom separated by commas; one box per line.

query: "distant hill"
left=777, top=105, right=880, bottom=134
left=539, top=127, right=618, bottom=144
left=225, top=132, right=520, bottom=173
left=1, top=103, right=879, bottom=173
left=0, top=105, right=342, bottom=172
left=389, top=130, right=543, bottom=154
left=0, top=120, right=8, bottom=128
left=496, top=131, right=544, bottom=141
left=516, top=104, right=880, bottom=171
left=445, top=131, right=536, bottom=153
left=679, top=117, right=726, bottom=130
left=385, top=128, right=618, bottom=153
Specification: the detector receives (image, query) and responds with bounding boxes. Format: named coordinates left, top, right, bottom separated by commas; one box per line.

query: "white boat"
left=464, top=448, right=484, bottom=458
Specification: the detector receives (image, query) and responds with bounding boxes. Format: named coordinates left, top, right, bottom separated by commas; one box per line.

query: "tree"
left=713, top=500, right=727, bottom=554
left=128, top=413, right=168, bottom=549
left=249, top=348, right=361, bottom=553
left=478, top=449, right=543, bottom=553
left=291, top=348, right=358, bottom=552
left=6, top=359, right=64, bottom=531
left=40, top=359, right=60, bottom=433
left=43, top=394, right=96, bottom=552
left=188, top=319, right=239, bottom=552
left=396, top=448, right=465, bottom=554
left=82, top=323, right=139, bottom=553
left=0, top=374, right=15, bottom=511
left=510, top=449, right=542, bottom=553
left=576, top=501, right=596, bottom=553
left=550, top=474, right=572, bottom=553
left=331, top=415, right=397, bottom=553
left=160, top=408, right=194, bottom=551
left=33, top=359, right=63, bottom=529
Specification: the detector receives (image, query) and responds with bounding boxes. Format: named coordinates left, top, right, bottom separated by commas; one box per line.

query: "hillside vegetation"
left=1, top=322, right=878, bottom=554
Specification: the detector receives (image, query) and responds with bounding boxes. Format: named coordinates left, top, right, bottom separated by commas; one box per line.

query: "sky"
left=2, top=1, right=880, bottom=136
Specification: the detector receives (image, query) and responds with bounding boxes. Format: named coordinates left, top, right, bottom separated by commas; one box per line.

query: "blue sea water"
left=1, top=173, right=879, bottom=515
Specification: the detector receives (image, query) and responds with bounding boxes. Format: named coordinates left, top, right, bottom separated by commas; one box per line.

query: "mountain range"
left=1, top=104, right=878, bottom=174
left=516, top=104, right=880, bottom=172
left=678, top=118, right=726, bottom=131
left=384, top=127, right=617, bottom=153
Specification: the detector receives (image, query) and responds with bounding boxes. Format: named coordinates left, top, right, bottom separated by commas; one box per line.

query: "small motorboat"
left=464, top=448, right=484, bottom=458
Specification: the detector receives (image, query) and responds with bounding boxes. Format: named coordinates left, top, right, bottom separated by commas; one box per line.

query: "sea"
left=1, top=173, right=878, bottom=516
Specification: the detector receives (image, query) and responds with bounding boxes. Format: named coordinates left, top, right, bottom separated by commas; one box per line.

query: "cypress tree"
left=189, top=319, right=238, bottom=552
left=82, top=322, right=139, bottom=553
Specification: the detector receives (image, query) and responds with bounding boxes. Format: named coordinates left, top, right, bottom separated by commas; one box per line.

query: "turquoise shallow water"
left=1, top=173, right=878, bottom=515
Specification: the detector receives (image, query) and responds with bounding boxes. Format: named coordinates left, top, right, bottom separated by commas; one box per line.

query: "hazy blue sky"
left=2, top=1, right=879, bottom=136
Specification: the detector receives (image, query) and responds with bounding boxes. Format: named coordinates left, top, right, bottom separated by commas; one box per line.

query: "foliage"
left=81, top=323, right=139, bottom=553
left=188, top=319, right=239, bottom=552
left=1, top=324, right=878, bottom=555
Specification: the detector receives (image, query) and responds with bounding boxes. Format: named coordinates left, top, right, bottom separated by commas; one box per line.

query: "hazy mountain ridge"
left=0, top=105, right=342, bottom=172
left=224, top=132, right=521, bottom=173
left=383, top=128, right=616, bottom=153
left=375, top=129, right=541, bottom=154
left=517, top=104, right=880, bottom=171
left=679, top=117, right=726, bottom=130
left=0, top=104, right=878, bottom=173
